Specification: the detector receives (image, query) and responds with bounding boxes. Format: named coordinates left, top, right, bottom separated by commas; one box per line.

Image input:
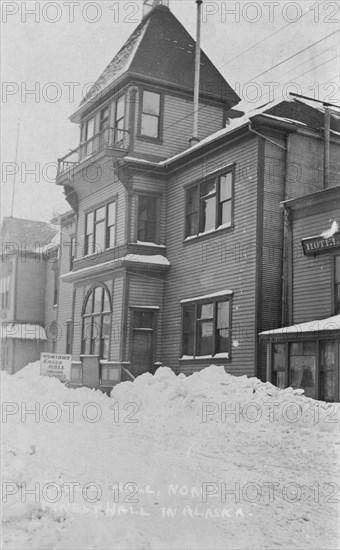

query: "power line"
left=218, top=0, right=329, bottom=69
left=247, top=30, right=339, bottom=83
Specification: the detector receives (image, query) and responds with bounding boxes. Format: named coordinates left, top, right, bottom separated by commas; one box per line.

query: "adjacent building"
left=0, top=217, right=59, bottom=373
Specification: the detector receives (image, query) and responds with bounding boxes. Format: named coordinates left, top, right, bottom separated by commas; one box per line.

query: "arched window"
left=81, top=283, right=112, bottom=359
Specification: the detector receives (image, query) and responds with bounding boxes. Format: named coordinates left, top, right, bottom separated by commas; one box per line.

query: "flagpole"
left=10, top=120, right=20, bottom=217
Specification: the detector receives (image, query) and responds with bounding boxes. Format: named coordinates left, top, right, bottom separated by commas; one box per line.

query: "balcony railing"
left=57, top=127, right=130, bottom=177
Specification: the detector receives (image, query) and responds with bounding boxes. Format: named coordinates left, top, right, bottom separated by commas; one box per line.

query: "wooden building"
left=55, top=0, right=340, bottom=396
left=0, top=217, right=58, bottom=373
left=260, top=187, right=340, bottom=401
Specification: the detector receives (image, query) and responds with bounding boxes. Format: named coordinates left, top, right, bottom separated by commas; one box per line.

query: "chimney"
left=143, top=0, right=170, bottom=18
left=189, top=0, right=202, bottom=147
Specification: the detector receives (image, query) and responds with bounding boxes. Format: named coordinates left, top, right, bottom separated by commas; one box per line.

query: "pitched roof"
left=78, top=5, right=239, bottom=112
left=0, top=217, right=58, bottom=251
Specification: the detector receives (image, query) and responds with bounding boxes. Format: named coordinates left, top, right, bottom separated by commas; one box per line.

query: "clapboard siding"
left=286, top=134, right=340, bottom=199
left=162, top=135, right=259, bottom=376
left=292, top=209, right=338, bottom=322
left=56, top=219, right=76, bottom=354
left=13, top=340, right=45, bottom=374
left=133, top=93, right=224, bottom=159
left=16, top=257, right=46, bottom=323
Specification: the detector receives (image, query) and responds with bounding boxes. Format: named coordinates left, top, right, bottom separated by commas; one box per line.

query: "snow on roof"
left=180, top=290, right=233, bottom=304
left=123, top=254, right=170, bottom=266
left=260, top=315, right=340, bottom=337
left=1, top=324, right=46, bottom=341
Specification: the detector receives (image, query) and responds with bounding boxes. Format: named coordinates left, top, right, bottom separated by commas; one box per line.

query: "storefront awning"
left=259, top=314, right=340, bottom=337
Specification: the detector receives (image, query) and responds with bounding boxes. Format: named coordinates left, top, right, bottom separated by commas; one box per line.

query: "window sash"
left=84, top=202, right=116, bottom=256
left=182, top=300, right=231, bottom=358
left=141, top=90, right=161, bottom=138
left=137, top=195, right=158, bottom=243
left=186, top=171, right=233, bottom=237
left=82, top=286, right=111, bottom=359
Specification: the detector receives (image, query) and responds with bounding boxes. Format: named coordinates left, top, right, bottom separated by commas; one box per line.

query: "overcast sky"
left=1, top=0, right=339, bottom=223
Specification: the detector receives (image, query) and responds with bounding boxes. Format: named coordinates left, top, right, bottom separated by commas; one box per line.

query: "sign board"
left=40, top=353, right=72, bottom=381
left=301, top=233, right=340, bottom=256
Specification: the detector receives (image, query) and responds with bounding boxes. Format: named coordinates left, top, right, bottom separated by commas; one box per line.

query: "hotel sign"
left=302, top=233, right=340, bottom=255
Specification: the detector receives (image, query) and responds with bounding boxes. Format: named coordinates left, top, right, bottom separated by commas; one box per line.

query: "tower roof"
left=72, top=5, right=239, bottom=121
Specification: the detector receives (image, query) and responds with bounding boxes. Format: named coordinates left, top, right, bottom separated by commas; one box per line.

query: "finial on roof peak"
left=143, top=0, right=170, bottom=18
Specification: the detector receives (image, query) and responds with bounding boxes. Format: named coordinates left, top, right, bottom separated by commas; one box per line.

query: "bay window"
left=182, top=297, right=231, bottom=359
left=137, top=195, right=158, bottom=243
left=82, top=284, right=111, bottom=359
left=185, top=169, right=234, bottom=237
left=84, top=201, right=116, bottom=255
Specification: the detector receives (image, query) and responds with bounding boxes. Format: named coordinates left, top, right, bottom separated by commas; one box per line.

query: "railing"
left=57, top=126, right=130, bottom=177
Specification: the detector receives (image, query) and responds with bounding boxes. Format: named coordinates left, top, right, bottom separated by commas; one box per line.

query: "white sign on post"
left=40, top=353, right=72, bottom=382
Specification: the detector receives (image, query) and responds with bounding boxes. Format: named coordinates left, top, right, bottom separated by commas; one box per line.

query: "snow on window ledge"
left=179, top=353, right=229, bottom=361
left=183, top=222, right=232, bottom=243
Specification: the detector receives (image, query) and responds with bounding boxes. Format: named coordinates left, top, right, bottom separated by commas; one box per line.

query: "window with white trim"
left=185, top=170, right=234, bottom=237
left=0, top=276, right=10, bottom=309
left=140, top=90, right=161, bottom=139
left=182, top=297, right=231, bottom=358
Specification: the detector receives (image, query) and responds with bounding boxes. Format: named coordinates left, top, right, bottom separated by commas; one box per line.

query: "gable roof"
left=75, top=5, right=239, bottom=118
left=0, top=217, right=58, bottom=252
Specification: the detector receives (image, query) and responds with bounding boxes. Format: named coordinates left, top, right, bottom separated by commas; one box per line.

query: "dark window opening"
left=137, top=195, right=157, bottom=243
left=85, top=202, right=116, bottom=256
left=81, top=285, right=111, bottom=359
left=140, top=90, right=161, bottom=139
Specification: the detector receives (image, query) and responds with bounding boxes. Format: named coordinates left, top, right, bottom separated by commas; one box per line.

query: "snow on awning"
left=180, top=290, right=233, bottom=304
left=1, top=324, right=47, bottom=341
left=123, top=254, right=170, bottom=266
left=259, top=315, right=340, bottom=337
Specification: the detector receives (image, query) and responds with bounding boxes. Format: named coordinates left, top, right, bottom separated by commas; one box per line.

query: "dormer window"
left=140, top=90, right=162, bottom=139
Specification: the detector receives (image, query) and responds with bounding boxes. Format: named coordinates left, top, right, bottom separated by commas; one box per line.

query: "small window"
left=137, top=195, right=157, bottom=243
left=335, top=256, right=340, bottom=314
left=185, top=170, right=234, bottom=238
left=53, top=269, right=59, bottom=307
left=69, top=236, right=75, bottom=270
left=181, top=298, right=231, bottom=359
left=140, top=90, right=161, bottom=139
left=84, top=202, right=116, bottom=256
left=66, top=322, right=73, bottom=355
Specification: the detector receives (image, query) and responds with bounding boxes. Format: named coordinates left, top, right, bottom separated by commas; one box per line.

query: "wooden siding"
left=292, top=207, right=339, bottom=323
left=56, top=219, right=76, bottom=354
left=16, top=257, right=46, bottom=323
left=13, top=340, right=45, bottom=373
left=44, top=261, right=58, bottom=353
left=133, top=93, right=224, bottom=159
left=286, top=133, right=340, bottom=199
left=162, top=135, right=259, bottom=376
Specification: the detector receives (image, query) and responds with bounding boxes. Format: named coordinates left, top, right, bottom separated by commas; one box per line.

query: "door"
left=131, top=329, right=153, bottom=378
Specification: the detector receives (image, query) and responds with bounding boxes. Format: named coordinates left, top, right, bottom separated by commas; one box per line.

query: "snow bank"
left=2, top=362, right=339, bottom=550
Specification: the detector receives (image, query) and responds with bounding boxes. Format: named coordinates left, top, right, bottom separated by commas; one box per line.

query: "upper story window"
left=85, top=201, right=116, bottom=256
left=69, top=236, right=75, bottom=270
left=100, top=106, right=109, bottom=131
left=185, top=169, right=234, bottom=238
left=182, top=297, right=231, bottom=359
left=53, top=268, right=59, bottom=307
left=81, top=116, right=96, bottom=157
left=140, top=90, right=161, bottom=139
left=114, top=96, right=125, bottom=145
left=0, top=276, right=10, bottom=309
left=335, top=255, right=340, bottom=313
left=137, top=195, right=158, bottom=243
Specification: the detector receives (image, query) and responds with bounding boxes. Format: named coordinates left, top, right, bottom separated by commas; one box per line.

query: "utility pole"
left=190, top=0, right=202, bottom=146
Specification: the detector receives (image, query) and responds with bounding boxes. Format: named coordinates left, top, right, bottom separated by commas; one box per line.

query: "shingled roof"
left=0, top=217, right=58, bottom=252
left=77, top=5, right=239, bottom=114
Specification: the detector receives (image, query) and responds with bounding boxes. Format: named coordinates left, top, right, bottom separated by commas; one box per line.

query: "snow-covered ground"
left=1, top=362, right=339, bottom=549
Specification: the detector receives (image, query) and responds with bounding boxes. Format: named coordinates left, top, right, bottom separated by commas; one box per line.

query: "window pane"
left=116, top=96, right=125, bottom=120
left=139, top=196, right=157, bottom=221
left=143, top=91, right=160, bottom=115
left=107, top=226, right=115, bottom=248
left=86, top=117, right=95, bottom=140
left=93, top=287, right=103, bottom=312
left=200, top=180, right=216, bottom=198
left=217, top=301, right=229, bottom=329
left=141, top=114, right=159, bottom=138
left=102, top=314, right=111, bottom=337
left=186, top=187, right=198, bottom=237
left=134, top=311, right=153, bottom=329
left=220, top=173, right=232, bottom=201
left=84, top=292, right=92, bottom=313
left=289, top=343, right=316, bottom=399
left=102, top=339, right=109, bottom=360
left=320, top=341, right=336, bottom=401
left=197, top=321, right=213, bottom=355
left=273, top=343, right=285, bottom=370
left=96, top=207, right=105, bottom=221
left=200, top=196, right=216, bottom=233
left=275, top=370, right=286, bottom=389
left=86, top=212, right=94, bottom=235
left=95, top=221, right=105, bottom=251
left=216, top=328, right=229, bottom=353
left=220, top=201, right=231, bottom=226
left=108, top=202, right=116, bottom=226
left=198, top=303, right=214, bottom=320
left=103, top=290, right=110, bottom=312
